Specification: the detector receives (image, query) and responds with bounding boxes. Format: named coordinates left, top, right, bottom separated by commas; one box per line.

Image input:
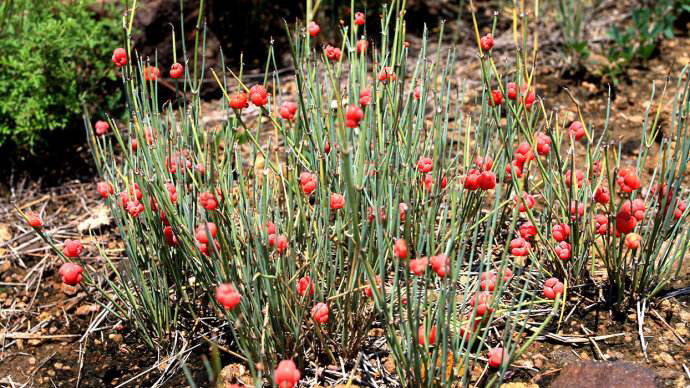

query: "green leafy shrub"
left=605, top=0, right=677, bottom=82
left=0, top=0, right=120, bottom=150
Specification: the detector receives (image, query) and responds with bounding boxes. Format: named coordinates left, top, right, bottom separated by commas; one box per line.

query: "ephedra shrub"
left=24, top=0, right=690, bottom=386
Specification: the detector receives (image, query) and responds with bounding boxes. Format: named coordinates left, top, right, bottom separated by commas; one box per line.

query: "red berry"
left=595, top=214, right=609, bottom=235
left=311, top=302, right=329, bottom=323
left=59, top=262, right=83, bottom=286
left=378, top=67, right=396, bottom=83
left=514, top=142, right=535, bottom=166
left=519, top=222, right=537, bottom=239
left=631, top=198, right=646, bottom=221
left=95, top=120, right=109, bottom=136
left=325, top=45, right=341, bottom=61
left=170, top=63, right=184, bottom=79
left=144, top=66, right=160, bottom=81
left=354, top=12, right=366, bottom=26
left=487, top=347, right=505, bottom=368
left=509, top=237, right=530, bottom=257
left=617, top=167, right=641, bottom=192
left=393, top=239, right=408, bottom=259
left=552, top=223, right=570, bottom=242
left=478, top=171, right=496, bottom=190
left=308, top=21, right=320, bottom=37
left=417, top=157, right=433, bottom=173
left=491, top=90, right=503, bottom=106
left=297, top=276, right=314, bottom=296
left=97, top=181, right=114, bottom=198
left=200, top=191, right=221, bottom=211
left=163, top=226, right=178, bottom=246
left=480, top=271, right=497, bottom=291
left=554, top=241, right=571, bottom=260
left=345, top=105, right=364, bottom=128
left=414, top=86, right=422, bottom=100
left=480, top=33, right=494, bottom=51
left=524, top=91, right=536, bottom=110
left=569, top=201, right=584, bottom=220
left=368, top=207, right=387, bottom=223
left=674, top=200, right=687, bottom=220
left=535, top=132, right=551, bottom=155
left=464, top=170, right=480, bottom=191
left=111, top=48, right=127, bottom=67
left=506, top=82, right=517, bottom=100
left=568, top=121, right=586, bottom=141
left=359, top=88, right=372, bottom=106
left=625, top=233, right=641, bottom=250
left=63, top=239, right=83, bottom=258
left=276, top=235, right=288, bottom=254
left=324, top=141, right=331, bottom=154
left=229, top=92, right=248, bottom=110
left=399, top=202, right=408, bottom=222
left=215, top=284, right=240, bottom=310
left=565, top=169, right=584, bottom=188
left=475, top=156, right=493, bottom=171
left=330, top=193, right=345, bottom=210
left=364, top=275, right=382, bottom=298
left=126, top=200, right=144, bottom=218
left=418, top=324, right=436, bottom=346
left=249, top=85, right=268, bottom=107
left=615, top=206, right=637, bottom=234
left=265, top=222, right=277, bottom=236
left=299, top=172, right=318, bottom=196
left=471, top=292, right=493, bottom=316
left=409, top=257, right=428, bottom=275
left=26, top=211, right=43, bottom=228
left=543, top=277, right=564, bottom=300
left=514, top=192, right=535, bottom=212
left=430, top=254, right=450, bottom=278
left=274, top=360, right=301, bottom=388
left=195, top=223, right=218, bottom=244
left=505, top=161, right=523, bottom=180
left=594, top=186, right=610, bottom=205
left=423, top=173, right=447, bottom=191
left=279, top=102, right=298, bottom=120
left=164, top=182, right=178, bottom=204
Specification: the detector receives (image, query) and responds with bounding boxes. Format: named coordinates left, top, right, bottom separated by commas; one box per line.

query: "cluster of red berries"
left=463, top=156, right=497, bottom=191
left=479, top=268, right=513, bottom=291
left=325, top=45, right=342, bottom=61
left=200, top=188, right=222, bottom=211
left=297, top=275, right=315, bottom=296
left=345, top=105, right=364, bottom=128
left=299, top=172, right=318, bottom=196
left=196, top=222, right=220, bottom=255
left=264, top=222, right=289, bottom=255
left=216, top=283, right=241, bottom=310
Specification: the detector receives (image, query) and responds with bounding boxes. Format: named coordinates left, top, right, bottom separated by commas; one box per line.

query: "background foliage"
left=0, top=0, right=120, bottom=151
